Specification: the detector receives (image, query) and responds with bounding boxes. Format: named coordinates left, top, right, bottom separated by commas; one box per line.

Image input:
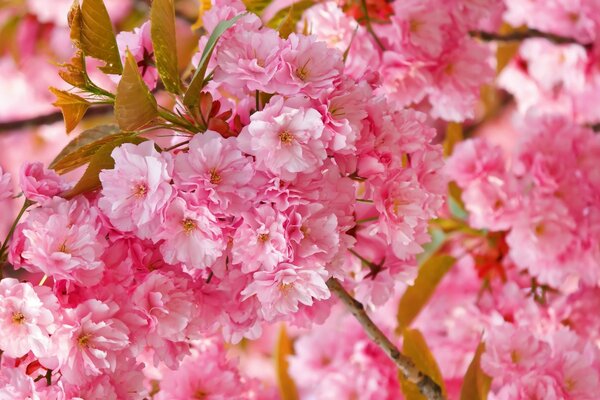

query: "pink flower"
left=51, top=299, right=130, bottom=384
left=99, top=141, right=174, bottom=240
left=429, top=38, right=495, bottom=121
left=274, top=33, right=343, bottom=98
left=0, top=166, right=12, bottom=201
left=116, top=22, right=158, bottom=90
left=0, top=278, right=59, bottom=358
left=372, top=169, right=434, bottom=259
left=174, top=130, right=256, bottom=214
left=214, top=28, right=284, bottom=93
left=156, top=340, right=261, bottom=400
left=241, top=264, right=330, bottom=321
left=232, top=204, right=289, bottom=273
left=131, top=269, right=198, bottom=342
left=237, top=95, right=326, bottom=180
left=482, top=324, right=552, bottom=380
left=159, top=196, right=224, bottom=269
left=388, top=0, right=451, bottom=59
left=19, top=162, right=69, bottom=203
left=13, top=197, right=107, bottom=286
left=446, top=139, right=506, bottom=187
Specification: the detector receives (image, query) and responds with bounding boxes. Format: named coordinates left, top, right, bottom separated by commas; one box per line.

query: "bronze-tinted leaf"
left=443, top=122, right=463, bottom=157
left=50, top=87, right=90, bottom=134
left=399, top=329, right=447, bottom=400
left=396, top=255, right=456, bottom=333
left=266, top=0, right=314, bottom=30
left=241, top=0, right=272, bottom=15
left=79, top=0, right=122, bottom=74
left=151, top=0, right=182, bottom=94
left=115, top=50, right=158, bottom=131
left=460, top=342, right=492, bottom=400
left=58, top=50, right=88, bottom=88
left=184, top=13, right=244, bottom=109
left=50, top=125, right=131, bottom=174
left=63, top=135, right=145, bottom=199
left=274, top=325, right=299, bottom=400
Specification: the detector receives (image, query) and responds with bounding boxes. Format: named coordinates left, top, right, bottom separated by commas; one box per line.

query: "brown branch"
left=326, top=277, right=445, bottom=400
left=470, top=29, right=592, bottom=49
left=0, top=106, right=113, bottom=134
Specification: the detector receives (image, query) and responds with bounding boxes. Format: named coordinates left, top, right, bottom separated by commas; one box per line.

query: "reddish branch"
left=326, top=277, right=445, bottom=400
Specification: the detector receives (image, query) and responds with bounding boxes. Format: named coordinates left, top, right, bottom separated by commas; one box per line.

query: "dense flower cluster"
left=2, top=0, right=600, bottom=398
left=0, top=1, right=446, bottom=396
left=301, top=0, right=499, bottom=121
left=448, top=115, right=600, bottom=291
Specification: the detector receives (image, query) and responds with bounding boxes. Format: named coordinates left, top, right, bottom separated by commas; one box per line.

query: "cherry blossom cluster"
left=0, top=1, right=445, bottom=396
left=299, top=0, right=500, bottom=121
left=447, top=114, right=600, bottom=291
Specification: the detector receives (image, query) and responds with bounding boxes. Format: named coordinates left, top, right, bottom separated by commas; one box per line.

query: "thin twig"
left=470, top=29, right=591, bottom=49
left=326, top=277, right=445, bottom=400
left=0, top=106, right=113, bottom=134
left=359, top=0, right=385, bottom=50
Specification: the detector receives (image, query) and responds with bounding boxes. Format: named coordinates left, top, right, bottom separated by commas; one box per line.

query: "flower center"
left=295, top=60, right=311, bottom=81
left=58, top=241, right=69, bottom=254
left=12, top=312, right=25, bottom=325
left=194, top=390, right=209, bottom=399
left=209, top=169, right=222, bottom=185
left=278, top=282, right=293, bottom=294
left=257, top=233, right=270, bottom=243
left=182, top=218, right=197, bottom=235
left=132, top=183, right=148, bottom=199
left=409, top=19, right=423, bottom=33
left=279, top=130, right=294, bottom=145
left=78, top=333, right=92, bottom=348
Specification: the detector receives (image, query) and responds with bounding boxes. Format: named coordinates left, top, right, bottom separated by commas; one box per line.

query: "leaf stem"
left=359, top=0, right=385, bottom=50
left=326, top=277, right=445, bottom=400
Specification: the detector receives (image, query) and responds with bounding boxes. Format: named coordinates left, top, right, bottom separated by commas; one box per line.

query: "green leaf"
left=241, top=0, right=272, bottom=15
left=274, top=325, right=299, bottom=400
left=75, top=0, right=123, bottom=74
left=151, top=0, right=182, bottom=94
left=63, top=135, right=145, bottom=199
left=460, top=342, right=492, bottom=400
left=49, top=87, right=91, bottom=134
left=400, top=329, right=446, bottom=400
left=448, top=181, right=469, bottom=221
left=183, top=13, right=244, bottom=109
left=115, top=50, right=158, bottom=131
left=396, top=255, right=456, bottom=333
left=50, top=125, right=133, bottom=174
left=266, top=0, right=314, bottom=30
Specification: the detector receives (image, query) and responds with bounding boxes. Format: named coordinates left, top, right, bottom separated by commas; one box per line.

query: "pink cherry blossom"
left=19, top=162, right=70, bottom=203
left=173, top=130, right=256, bottom=214
left=0, top=278, right=59, bottom=358
left=51, top=299, right=130, bottom=384
left=116, top=21, right=158, bottom=90
left=232, top=204, right=289, bottom=273
left=99, top=141, right=174, bottom=240
left=238, top=95, right=326, bottom=180
left=242, top=264, right=330, bottom=321
left=12, top=197, right=107, bottom=286
left=274, top=33, right=344, bottom=98
left=159, top=196, right=224, bottom=269
left=214, top=28, right=284, bottom=93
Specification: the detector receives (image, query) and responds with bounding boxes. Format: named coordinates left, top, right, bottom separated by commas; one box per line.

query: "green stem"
left=0, top=199, right=33, bottom=262
left=360, top=0, right=385, bottom=50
